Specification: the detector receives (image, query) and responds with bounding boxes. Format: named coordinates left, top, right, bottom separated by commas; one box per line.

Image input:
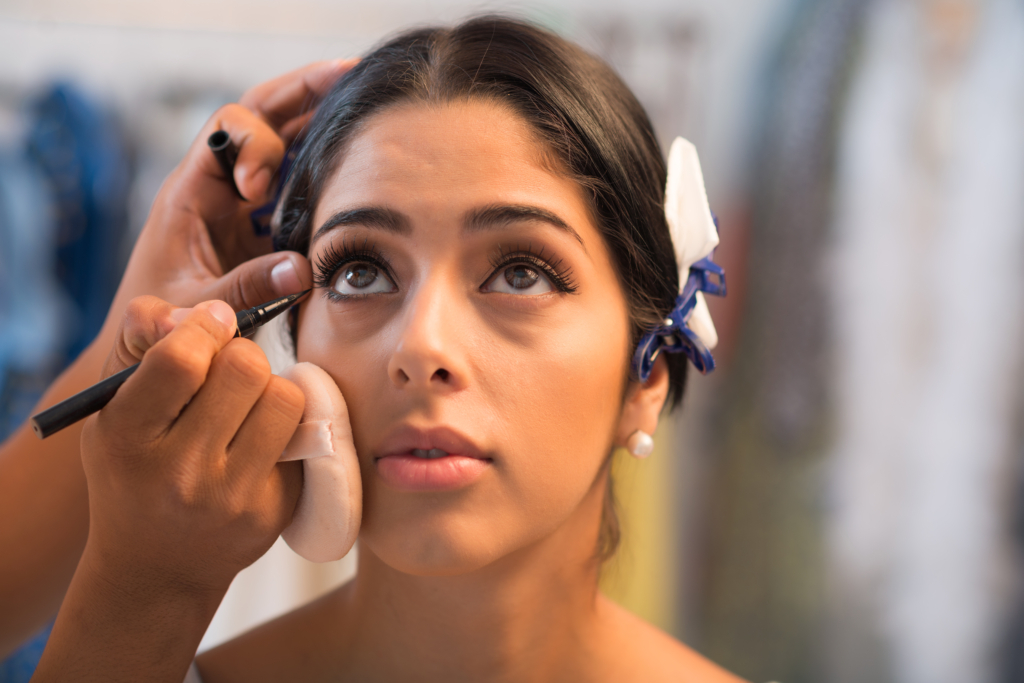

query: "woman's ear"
left=614, top=354, right=670, bottom=447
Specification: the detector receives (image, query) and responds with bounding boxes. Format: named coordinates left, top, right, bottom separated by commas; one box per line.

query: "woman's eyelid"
left=484, top=246, right=579, bottom=294
left=312, top=238, right=400, bottom=291
left=313, top=237, right=578, bottom=295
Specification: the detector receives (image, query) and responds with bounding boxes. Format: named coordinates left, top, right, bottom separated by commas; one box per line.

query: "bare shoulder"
left=193, top=585, right=747, bottom=683
left=195, top=582, right=354, bottom=683
left=590, top=595, right=748, bottom=683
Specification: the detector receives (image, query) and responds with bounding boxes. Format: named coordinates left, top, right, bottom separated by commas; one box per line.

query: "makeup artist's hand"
left=106, top=59, right=356, bottom=334
left=90, top=295, right=304, bottom=591
left=31, top=296, right=304, bottom=682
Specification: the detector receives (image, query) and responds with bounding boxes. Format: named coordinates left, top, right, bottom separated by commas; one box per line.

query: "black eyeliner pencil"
left=30, top=290, right=308, bottom=440
left=207, top=130, right=246, bottom=201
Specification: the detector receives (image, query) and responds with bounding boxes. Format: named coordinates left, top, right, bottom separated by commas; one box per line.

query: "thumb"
left=201, top=251, right=312, bottom=312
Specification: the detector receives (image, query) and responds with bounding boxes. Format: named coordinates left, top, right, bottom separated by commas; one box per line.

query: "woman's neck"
left=334, top=479, right=608, bottom=682
left=197, top=469, right=733, bottom=682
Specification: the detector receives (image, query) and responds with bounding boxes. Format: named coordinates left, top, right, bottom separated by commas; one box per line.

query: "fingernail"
left=271, top=258, right=301, bottom=294
left=208, top=301, right=238, bottom=332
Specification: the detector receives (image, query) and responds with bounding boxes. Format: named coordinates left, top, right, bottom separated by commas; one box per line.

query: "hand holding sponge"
left=277, top=363, right=362, bottom=563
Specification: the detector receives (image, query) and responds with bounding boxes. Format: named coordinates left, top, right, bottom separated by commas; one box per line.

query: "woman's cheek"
left=295, top=287, right=628, bottom=571
left=295, top=300, right=388, bottom=452
left=483, top=314, right=629, bottom=515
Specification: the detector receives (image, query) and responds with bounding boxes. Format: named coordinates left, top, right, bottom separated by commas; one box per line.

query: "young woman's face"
left=297, top=99, right=632, bottom=575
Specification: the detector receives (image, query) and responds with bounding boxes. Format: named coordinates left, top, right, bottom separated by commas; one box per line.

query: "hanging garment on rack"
left=26, top=83, right=132, bottom=363
left=0, top=149, right=69, bottom=440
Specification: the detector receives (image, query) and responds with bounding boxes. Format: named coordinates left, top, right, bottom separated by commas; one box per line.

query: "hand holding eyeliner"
left=30, top=290, right=308, bottom=440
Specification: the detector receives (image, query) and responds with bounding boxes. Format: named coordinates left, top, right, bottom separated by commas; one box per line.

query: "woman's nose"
left=386, top=277, right=467, bottom=392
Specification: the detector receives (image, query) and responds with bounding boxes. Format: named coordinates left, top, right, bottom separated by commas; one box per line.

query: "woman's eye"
left=332, top=262, right=396, bottom=296
left=485, top=264, right=554, bottom=295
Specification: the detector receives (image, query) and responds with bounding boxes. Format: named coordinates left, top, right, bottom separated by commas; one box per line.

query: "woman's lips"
left=375, top=454, right=490, bottom=491
left=374, top=426, right=492, bottom=492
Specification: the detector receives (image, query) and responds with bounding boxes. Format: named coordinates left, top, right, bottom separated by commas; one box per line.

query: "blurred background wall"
left=0, top=1, right=1022, bottom=682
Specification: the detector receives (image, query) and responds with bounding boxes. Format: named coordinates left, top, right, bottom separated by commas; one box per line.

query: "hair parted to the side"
left=276, top=15, right=687, bottom=560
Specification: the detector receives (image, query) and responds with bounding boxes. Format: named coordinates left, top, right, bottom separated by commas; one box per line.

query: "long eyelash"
left=489, top=243, right=579, bottom=294
left=312, top=239, right=396, bottom=296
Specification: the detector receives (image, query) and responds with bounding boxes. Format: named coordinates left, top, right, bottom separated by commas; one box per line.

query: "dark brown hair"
left=276, top=15, right=687, bottom=559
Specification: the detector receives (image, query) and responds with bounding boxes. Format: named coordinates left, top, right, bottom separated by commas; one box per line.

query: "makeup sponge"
left=277, top=362, right=362, bottom=563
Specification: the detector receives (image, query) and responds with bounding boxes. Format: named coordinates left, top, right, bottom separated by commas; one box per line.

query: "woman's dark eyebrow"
left=464, top=204, right=585, bottom=248
left=312, top=207, right=410, bottom=245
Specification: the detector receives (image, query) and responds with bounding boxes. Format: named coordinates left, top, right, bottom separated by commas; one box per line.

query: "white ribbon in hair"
left=664, top=136, right=720, bottom=351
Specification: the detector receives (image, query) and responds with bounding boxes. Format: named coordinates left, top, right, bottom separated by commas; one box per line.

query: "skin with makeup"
left=27, top=18, right=748, bottom=683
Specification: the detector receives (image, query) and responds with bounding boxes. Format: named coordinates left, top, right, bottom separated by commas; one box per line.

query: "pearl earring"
left=626, top=430, right=654, bottom=459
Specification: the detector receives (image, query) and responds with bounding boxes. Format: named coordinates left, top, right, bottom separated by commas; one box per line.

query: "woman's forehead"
left=345, top=99, right=541, bottom=167
left=311, top=99, right=591, bottom=233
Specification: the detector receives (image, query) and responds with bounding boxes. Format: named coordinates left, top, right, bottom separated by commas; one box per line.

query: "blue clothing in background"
left=0, top=83, right=132, bottom=683
left=26, top=83, right=132, bottom=363
left=0, top=622, right=52, bottom=683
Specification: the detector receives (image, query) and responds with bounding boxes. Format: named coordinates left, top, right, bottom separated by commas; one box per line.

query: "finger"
left=165, top=103, right=283, bottom=220
left=239, top=59, right=355, bottom=134
left=199, top=251, right=312, bottom=313
left=99, top=301, right=238, bottom=439
left=172, top=338, right=271, bottom=458
left=104, top=296, right=179, bottom=377
left=265, top=460, right=304, bottom=531
left=158, top=106, right=286, bottom=270
left=191, top=104, right=286, bottom=204
left=226, top=375, right=305, bottom=484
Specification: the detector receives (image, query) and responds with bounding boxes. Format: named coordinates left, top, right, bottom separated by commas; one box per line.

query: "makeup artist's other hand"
left=30, top=297, right=303, bottom=680
left=0, top=62, right=349, bottom=660
left=80, top=296, right=304, bottom=594
left=104, top=59, right=355, bottom=339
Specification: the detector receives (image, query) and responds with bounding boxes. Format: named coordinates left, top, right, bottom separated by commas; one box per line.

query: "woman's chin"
left=358, top=510, right=519, bottom=577
left=362, top=535, right=502, bottom=577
